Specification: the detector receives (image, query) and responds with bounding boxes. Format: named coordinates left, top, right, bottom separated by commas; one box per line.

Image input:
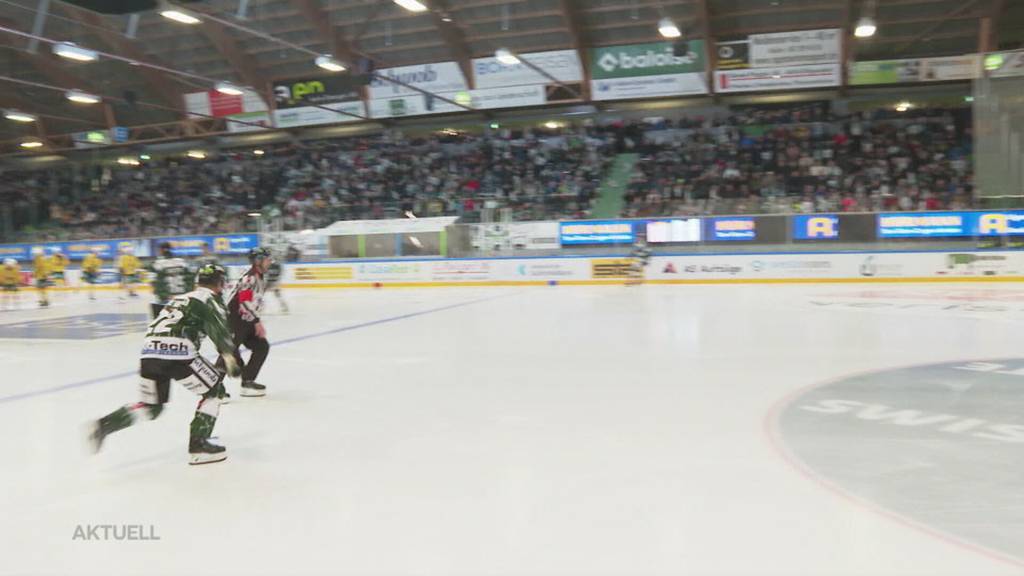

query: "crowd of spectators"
left=625, top=106, right=974, bottom=217
left=0, top=105, right=976, bottom=243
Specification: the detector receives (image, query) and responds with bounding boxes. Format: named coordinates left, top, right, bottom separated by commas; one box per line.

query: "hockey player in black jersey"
left=216, top=247, right=272, bottom=397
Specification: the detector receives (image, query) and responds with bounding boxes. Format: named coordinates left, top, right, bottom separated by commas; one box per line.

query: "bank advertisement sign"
left=877, top=211, right=1024, bottom=238
left=590, top=41, right=708, bottom=100
left=560, top=221, right=635, bottom=245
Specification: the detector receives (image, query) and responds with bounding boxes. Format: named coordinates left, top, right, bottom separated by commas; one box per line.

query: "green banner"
left=849, top=59, right=921, bottom=85
left=591, top=41, right=706, bottom=79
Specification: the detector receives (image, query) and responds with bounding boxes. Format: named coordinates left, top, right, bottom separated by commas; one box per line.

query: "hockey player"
left=1, top=258, right=19, bottom=310
left=87, top=264, right=242, bottom=465
left=216, top=247, right=271, bottom=397
left=81, top=248, right=102, bottom=301
left=32, top=247, right=50, bottom=307
left=265, top=255, right=288, bottom=314
left=118, top=245, right=141, bottom=299
left=49, top=248, right=70, bottom=288
left=148, top=242, right=194, bottom=319
left=626, top=235, right=652, bottom=286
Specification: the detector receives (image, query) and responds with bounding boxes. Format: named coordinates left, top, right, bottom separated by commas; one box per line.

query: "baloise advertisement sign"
left=272, top=76, right=365, bottom=128
left=590, top=41, right=708, bottom=101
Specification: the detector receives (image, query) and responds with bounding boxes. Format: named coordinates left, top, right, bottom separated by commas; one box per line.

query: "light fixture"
left=495, top=48, right=520, bottom=65
left=52, top=42, right=98, bottom=62
left=186, top=150, right=207, bottom=159
left=253, top=149, right=265, bottom=156
left=4, top=110, right=37, bottom=123
left=314, top=54, right=346, bottom=72
left=139, top=154, right=151, bottom=160
left=215, top=81, right=245, bottom=96
left=160, top=9, right=201, bottom=25
left=854, top=17, right=877, bottom=38
left=658, top=17, right=681, bottom=39
left=20, top=140, right=44, bottom=149
left=117, top=156, right=141, bottom=166
left=895, top=101, right=912, bottom=112
left=544, top=121, right=560, bottom=130
left=393, top=0, right=428, bottom=12
left=248, top=212, right=261, bottom=217
left=65, top=89, right=100, bottom=104
left=440, top=13, right=452, bottom=22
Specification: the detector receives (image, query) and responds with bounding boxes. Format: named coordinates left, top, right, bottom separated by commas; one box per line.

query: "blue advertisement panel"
left=560, top=221, right=635, bottom=245
left=0, top=239, right=150, bottom=262
left=793, top=215, right=840, bottom=240
left=877, top=211, right=1024, bottom=238
left=154, top=233, right=260, bottom=256
left=708, top=217, right=756, bottom=241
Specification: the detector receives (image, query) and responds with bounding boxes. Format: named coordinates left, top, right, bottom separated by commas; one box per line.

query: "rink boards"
left=18, top=250, right=1024, bottom=289
left=273, top=250, right=1024, bottom=287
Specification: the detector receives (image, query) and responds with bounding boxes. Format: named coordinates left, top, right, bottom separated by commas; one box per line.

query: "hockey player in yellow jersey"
left=118, top=246, right=141, bottom=299
left=32, top=247, right=50, bottom=307
left=49, top=248, right=70, bottom=288
left=1, top=258, right=20, bottom=311
left=82, top=249, right=103, bottom=301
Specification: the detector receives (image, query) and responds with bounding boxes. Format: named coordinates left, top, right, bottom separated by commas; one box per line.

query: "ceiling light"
left=117, top=156, right=141, bottom=166
left=4, top=110, right=37, bottom=123
left=160, top=9, right=201, bottom=25
left=895, top=101, right=912, bottom=112
left=314, top=54, right=346, bottom=72
left=440, top=13, right=453, bottom=22
left=139, top=154, right=151, bottom=160
left=393, top=0, right=428, bottom=12
left=854, top=17, right=877, bottom=38
left=20, top=140, right=44, bottom=149
left=65, top=89, right=100, bottom=104
left=215, top=81, right=244, bottom=96
left=253, top=149, right=265, bottom=156
left=658, top=17, right=681, bottom=39
left=52, top=42, right=98, bottom=62
left=186, top=150, right=207, bottom=159
left=495, top=48, right=519, bottom=65
left=544, top=121, right=560, bottom=129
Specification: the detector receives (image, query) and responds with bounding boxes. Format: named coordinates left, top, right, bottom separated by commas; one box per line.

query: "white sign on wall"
left=472, top=49, right=583, bottom=89
left=748, top=29, right=841, bottom=68
left=714, top=63, right=841, bottom=93
left=273, top=100, right=366, bottom=128
left=920, top=55, right=979, bottom=81
left=368, top=62, right=469, bottom=100
left=470, top=85, right=547, bottom=109
left=367, top=93, right=468, bottom=119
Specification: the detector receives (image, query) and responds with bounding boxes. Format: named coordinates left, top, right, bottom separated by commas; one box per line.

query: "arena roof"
left=0, top=0, right=1020, bottom=147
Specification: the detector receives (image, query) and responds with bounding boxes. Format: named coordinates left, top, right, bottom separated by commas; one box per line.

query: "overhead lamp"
left=393, top=0, right=428, bottom=12
left=895, top=101, right=912, bottom=112
left=139, top=154, right=151, bottom=160
left=495, top=48, right=520, bottom=65
left=160, top=9, right=201, bottom=25
left=20, top=140, right=44, bottom=149
left=658, top=17, right=681, bottom=39
left=117, top=156, right=141, bottom=166
left=215, top=81, right=245, bottom=96
left=4, top=110, right=37, bottom=123
left=544, top=121, right=560, bottom=130
left=186, top=150, right=207, bottom=159
left=854, top=17, right=877, bottom=38
left=65, top=89, right=100, bottom=104
left=253, top=149, right=265, bottom=156
left=52, top=42, right=98, bottom=62
left=314, top=55, right=346, bottom=72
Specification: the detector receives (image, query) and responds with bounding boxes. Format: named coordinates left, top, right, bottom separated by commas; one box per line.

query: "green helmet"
left=196, top=263, right=227, bottom=288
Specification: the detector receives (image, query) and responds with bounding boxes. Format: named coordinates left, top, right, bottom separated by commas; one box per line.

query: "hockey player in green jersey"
left=87, top=264, right=242, bottom=465
left=148, top=242, right=194, bottom=319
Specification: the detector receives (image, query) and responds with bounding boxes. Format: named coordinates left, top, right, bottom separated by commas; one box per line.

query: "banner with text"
left=748, top=29, right=840, bottom=68
left=368, top=62, right=469, bottom=100
left=473, top=49, right=583, bottom=89
left=590, top=41, right=708, bottom=101
left=714, top=63, right=841, bottom=93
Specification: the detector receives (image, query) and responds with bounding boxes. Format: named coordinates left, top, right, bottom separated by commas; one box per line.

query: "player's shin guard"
left=188, top=387, right=226, bottom=464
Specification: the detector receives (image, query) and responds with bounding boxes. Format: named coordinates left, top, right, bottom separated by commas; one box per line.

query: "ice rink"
left=2, top=282, right=1023, bottom=576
